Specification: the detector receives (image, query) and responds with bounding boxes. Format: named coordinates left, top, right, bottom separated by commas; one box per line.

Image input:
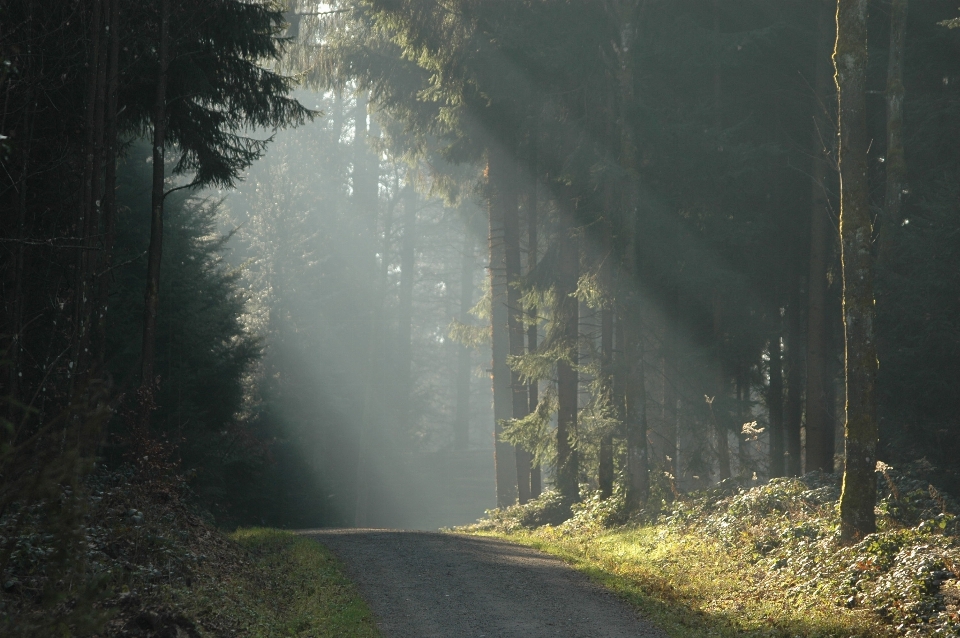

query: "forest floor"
left=307, top=528, right=666, bottom=637
left=460, top=468, right=960, bottom=638
left=0, top=470, right=377, bottom=637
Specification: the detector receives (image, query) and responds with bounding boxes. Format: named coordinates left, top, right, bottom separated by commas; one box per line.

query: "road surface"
left=305, top=529, right=667, bottom=638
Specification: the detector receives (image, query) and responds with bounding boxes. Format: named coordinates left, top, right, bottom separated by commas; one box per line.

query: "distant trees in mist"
left=288, top=0, right=960, bottom=539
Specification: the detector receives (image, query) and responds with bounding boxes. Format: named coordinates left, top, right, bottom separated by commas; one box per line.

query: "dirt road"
left=306, top=529, right=666, bottom=638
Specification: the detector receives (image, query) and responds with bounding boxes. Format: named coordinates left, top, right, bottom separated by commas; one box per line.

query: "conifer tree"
left=135, top=0, right=310, bottom=412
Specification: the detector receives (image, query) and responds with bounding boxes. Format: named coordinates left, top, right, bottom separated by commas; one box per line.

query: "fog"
left=219, top=89, right=496, bottom=528
left=217, top=82, right=778, bottom=528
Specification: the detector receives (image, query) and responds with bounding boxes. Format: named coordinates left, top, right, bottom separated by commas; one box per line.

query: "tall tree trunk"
left=713, top=293, right=731, bottom=481
left=623, top=281, right=649, bottom=506
left=879, top=0, right=907, bottom=263
left=835, top=0, right=878, bottom=542
left=9, top=98, right=35, bottom=414
left=95, top=0, right=121, bottom=366
left=489, top=145, right=518, bottom=508
left=523, top=142, right=541, bottom=497
left=806, top=0, right=836, bottom=473
left=768, top=327, right=785, bottom=477
left=353, top=92, right=381, bottom=527
left=505, top=158, right=531, bottom=505
left=396, top=179, right=417, bottom=435
left=75, top=0, right=107, bottom=389
left=455, top=229, right=474, bottom=449
left=598, top=220, right=615, bottom=500
left=661, top=288, right=679, bottom=478
left=784, top=289, right=804, bottom=475
left=614, top=5, right=650, bottom=508
left=140, top=0, right=170, bottom=399
left=555, top=194, right=580, bottom=505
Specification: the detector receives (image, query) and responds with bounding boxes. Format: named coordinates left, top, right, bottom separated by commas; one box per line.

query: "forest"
left=3, top=0, right=960, bottom=636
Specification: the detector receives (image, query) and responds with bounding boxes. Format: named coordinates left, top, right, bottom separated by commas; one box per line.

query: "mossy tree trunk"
left=834, top=0, right=878, bottom=542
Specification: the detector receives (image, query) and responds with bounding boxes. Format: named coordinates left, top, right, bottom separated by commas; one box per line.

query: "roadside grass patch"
left=463, top=467, right=960, bottom=638
left=225, top=528, right=379, bottom=637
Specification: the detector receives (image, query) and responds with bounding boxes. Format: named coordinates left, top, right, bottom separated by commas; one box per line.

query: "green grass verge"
left=166, top=528, right=380, bottom=637
left=476, top=525, right=889, bottom=638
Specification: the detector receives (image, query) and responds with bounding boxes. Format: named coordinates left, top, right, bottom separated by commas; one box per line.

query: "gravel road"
left=305, top=529, right=667, bottom=638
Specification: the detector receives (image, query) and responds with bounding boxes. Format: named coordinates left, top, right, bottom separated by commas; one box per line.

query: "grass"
left=215, top=529, right=380, bottom=638
left=476, top=525, right=888, bottom=638
left=462, top=469, right=960, bottom=638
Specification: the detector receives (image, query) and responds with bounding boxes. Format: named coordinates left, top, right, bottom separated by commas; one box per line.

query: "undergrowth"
left=0, top=469, right=377, bottom=637
left=462, top=463, right=960, bottom=637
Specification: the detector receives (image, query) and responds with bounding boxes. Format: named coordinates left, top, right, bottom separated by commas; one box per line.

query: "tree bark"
left=140, top=0, right=170, bottom=398
left=835, top=0, right=878, bottom=542
left=396, top=179, right=417, bottom=434
left=523, top=145, right=541, bottom=497
left=784, top=289, right=804, bottom=476
left=505, top=155, right=531, bottom=504
left=489, top=145, right=518, bottom=508
left=455, top=229, right=474, bottom=449
left=713, top=293, right=731, bottom=481
left=95, top=0, right=121, bottom=366
left=768, top=328, right=785, bottom=477
left=353, top=93, right=382, bottom=528
left=75, top=0, right=107, bottom=388
left=614, top=5, right=650, bottom=508
left=555, top=195, right=579, bottom=505
left=598, top=219, right=615, bottom=500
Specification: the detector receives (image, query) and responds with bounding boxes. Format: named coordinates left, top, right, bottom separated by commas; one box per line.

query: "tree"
left=555, top=195, right=580, bottom=505
left=834, top=0, right=878, bottom=542
left=489, top=143, right=519, bottom=507
left=136, top=0, right=310, bottom=411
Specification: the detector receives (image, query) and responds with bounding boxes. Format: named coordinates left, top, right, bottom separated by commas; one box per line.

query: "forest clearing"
left=3, top=0, right=960, bottom=636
